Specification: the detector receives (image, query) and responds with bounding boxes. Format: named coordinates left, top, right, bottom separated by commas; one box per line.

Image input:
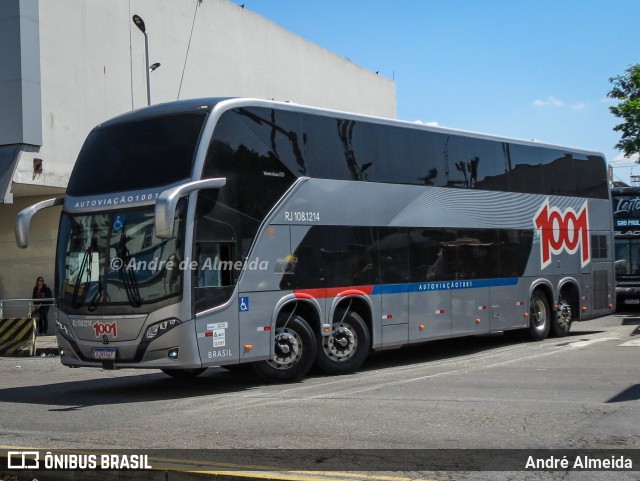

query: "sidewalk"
left=35, top=334, right=59, bottom=356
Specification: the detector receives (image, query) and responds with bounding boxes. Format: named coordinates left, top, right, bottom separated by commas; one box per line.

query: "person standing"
left=32, top=277, right=52, bottom=335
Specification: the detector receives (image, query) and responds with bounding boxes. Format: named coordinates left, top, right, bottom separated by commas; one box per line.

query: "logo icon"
left=93, top=321, right=117, bottom=339
left=533, top=198, right=590, bottom=269
left=7, top=451, right=39, bottom=469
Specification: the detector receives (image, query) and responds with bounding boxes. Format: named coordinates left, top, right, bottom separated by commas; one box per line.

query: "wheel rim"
left=322, top=325, right=357, bottom=362
left=530, top=298, right=548, bottom=332
left=268, top=327, right=303, bottom=370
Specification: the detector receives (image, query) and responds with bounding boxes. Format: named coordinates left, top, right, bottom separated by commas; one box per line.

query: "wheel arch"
left=529, top=279, right=554, bottom=300
left=558, top=277, right=581, bottom=321
left=273, top=294, right=323, bottom=336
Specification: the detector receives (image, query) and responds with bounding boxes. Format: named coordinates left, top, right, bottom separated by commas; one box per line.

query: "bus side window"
left=409, top=228, right=457, bottom=282
left=196, top=242, right=236, bottom=288
left=193, top=200, right=238, bottom=310
left=194, top=241, right=237, bottom=311
left=377, top=228, right=410, bottom=284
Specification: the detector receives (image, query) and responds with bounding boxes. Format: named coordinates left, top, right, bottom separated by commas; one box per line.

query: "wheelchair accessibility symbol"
left=113, top=215, right=125, bottom=232
left=239, top=296, right=249, bottom=312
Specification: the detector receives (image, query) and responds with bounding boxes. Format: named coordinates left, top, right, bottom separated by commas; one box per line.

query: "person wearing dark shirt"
left=32, top=277, right=52, bottom=335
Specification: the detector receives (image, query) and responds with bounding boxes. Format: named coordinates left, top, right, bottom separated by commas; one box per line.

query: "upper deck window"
left=225, top=106, right=608, bottom=199
left=68, top=112, right=208, bottom=196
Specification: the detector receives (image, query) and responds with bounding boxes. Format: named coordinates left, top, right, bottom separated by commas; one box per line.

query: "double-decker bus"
left=611, top=187, right=640, bottom=307
left=16, top=98, right=615, bottom=381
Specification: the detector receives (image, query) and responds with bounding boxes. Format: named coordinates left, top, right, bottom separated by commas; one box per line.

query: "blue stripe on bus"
left=371, top=277, right=519, bottom=295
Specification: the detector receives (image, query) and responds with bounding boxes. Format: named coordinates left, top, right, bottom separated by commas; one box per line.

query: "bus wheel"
left=316, top=310, right=370, bottom=374
left=552, top=298, right=572, bottom=337
left=252, top=315, right=317, bottom=382
left=528, top=290, right=550, bottom=341
left=161, top=368, right=207, bottom=378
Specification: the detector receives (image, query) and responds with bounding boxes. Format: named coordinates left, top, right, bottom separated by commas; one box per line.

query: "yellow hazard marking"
left=0, top=318, right=36, bottom=356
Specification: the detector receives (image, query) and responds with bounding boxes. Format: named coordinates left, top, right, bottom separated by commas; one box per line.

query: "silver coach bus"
left=16, top=98, right=615, bottom=381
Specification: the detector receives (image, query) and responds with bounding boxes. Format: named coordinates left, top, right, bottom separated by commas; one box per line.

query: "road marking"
left=619, top=339, right=640, bottom=347
left=308, top=345, right=571, bottom=399
left=568, top=337, right=620, bottom=348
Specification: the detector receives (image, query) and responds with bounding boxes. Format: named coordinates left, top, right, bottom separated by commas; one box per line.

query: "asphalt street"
left=1, top=312, right=638, bottom=481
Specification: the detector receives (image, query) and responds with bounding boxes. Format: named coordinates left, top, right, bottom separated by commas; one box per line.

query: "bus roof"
left=103, top=97, right=605, bottom=160
left=611, top=186, right=640, bottom=195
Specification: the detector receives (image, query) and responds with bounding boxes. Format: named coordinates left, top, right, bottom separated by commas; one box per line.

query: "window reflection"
left=223, top=107, right=607, bottom=199
left=283, top=226, right=533, bottom=290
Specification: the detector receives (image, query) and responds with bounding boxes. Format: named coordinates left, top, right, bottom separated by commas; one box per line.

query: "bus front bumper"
left=56, top=319, right=202, bottom=370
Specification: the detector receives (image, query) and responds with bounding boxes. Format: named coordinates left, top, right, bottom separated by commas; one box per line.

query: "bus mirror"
left=15, top=197, right=64, bottom=248
left=155, top=178, right=226, bottom=239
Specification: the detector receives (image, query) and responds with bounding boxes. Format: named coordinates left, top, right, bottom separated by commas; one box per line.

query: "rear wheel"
left=161, top=368, right=207, bottom=378
left=315, top=310, right=370, bottom=374
left=551, top=297, right=573, bottom=337
left=252, top=314, right=317, bottom=382
left=528, top=290, right=550, bottom=341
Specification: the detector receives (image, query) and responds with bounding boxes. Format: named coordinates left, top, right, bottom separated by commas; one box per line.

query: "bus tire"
left=551, top=297, right=573, bottom=337
left=528, top=290, right=551, bottom=341
left=252, top=315, right=317, bottom=382
left=161, top=368, right=207, bottom=378
left=316, top=309, right=370, bottom=375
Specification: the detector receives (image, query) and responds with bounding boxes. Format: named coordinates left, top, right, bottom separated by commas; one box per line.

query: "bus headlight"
left=144, top=318, right=181, bottom=341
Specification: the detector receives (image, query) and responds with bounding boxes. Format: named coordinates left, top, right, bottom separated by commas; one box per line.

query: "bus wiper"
left=117, top=229, right=142, bottom=308
left=71, top=244, right=93, bottom=308
left=86, top=282, right=103, bottom=312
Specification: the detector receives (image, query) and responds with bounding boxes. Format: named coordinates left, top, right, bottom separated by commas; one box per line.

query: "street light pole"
left=142, top=31, right=150, bottom=105
left=132, top=14, right=151, bottom=106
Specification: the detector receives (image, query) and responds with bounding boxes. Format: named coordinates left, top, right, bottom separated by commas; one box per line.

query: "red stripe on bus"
left=294, top=285, right=374, bottom=299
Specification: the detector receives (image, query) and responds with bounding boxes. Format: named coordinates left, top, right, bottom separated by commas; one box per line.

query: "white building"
left=0, top=0, right=396, bottom=302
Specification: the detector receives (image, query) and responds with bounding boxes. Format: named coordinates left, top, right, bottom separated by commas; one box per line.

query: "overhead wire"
left=177, top=0, right=201, bottom=100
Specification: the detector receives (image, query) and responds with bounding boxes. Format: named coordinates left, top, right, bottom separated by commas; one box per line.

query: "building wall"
left=0, top=195, right=61, bottom=306
left=0, top=0, right=396, bottom=300
left=13, top=0, right=396, bottom=189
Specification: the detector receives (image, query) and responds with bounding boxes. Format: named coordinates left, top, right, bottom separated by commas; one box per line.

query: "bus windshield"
left=56, top=202, right=186, bottom=313
left=67, top=111, right=208, bottom=196
left=615, top=238, right=640, bottom=276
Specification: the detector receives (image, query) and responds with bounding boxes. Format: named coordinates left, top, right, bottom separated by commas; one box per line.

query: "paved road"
left=1, top=312, right=639, bottom=480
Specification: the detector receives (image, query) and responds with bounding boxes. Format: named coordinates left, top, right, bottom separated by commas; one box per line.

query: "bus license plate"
left=93, top=348, right=116, bottom=360
left=625, top=299, right=640, bottom=305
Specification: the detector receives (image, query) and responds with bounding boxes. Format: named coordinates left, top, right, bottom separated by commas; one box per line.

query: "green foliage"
left=608, top=64, right=640, bottom=159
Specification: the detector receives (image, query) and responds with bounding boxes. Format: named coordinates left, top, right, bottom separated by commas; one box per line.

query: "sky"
left=240, top=0, right=639, bottom=185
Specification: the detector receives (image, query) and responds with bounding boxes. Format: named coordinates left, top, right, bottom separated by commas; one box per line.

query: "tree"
left=608, top=64, right=640, bottom=159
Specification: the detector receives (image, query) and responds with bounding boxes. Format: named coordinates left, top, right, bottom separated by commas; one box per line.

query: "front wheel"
left=252, top=314, right=317, bottom=382
left=315, top=310, right=370, bottom=374
left=528, top=290, right=550, bottom=341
